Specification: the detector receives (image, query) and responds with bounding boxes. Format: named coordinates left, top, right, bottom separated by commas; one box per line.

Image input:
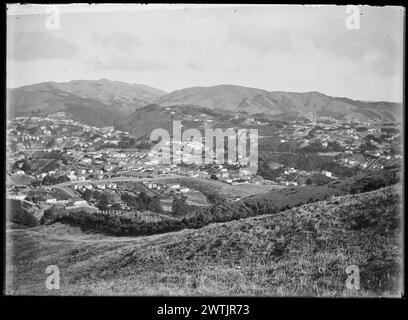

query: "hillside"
left=156, top=85, right=401, bottom=121
left=7, top=79, right=167, bottom=124
left=116, top=103, right=239, bottom=138
left=6, top=185, right=402, bottom=296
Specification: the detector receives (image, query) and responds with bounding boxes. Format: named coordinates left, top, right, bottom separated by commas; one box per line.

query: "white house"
left=321, top=170, right=332, bottom=178
left=73, top=200, right=88, bottom=206
left=7, top=194, right=26, bottom=201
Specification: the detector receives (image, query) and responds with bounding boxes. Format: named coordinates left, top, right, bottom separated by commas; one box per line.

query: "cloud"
left=186, top=61, right=204, bottom=71
left=227, top=25, right=296, bottom=55
left=8, top=31, right=78, bottom=60
left=92, top=55, right=167, bottom=71
left=92, top=32, right=142, bottom=53
left=307, top=25, right=402, bottom=77
left=226, top=13, right=402, bottom=79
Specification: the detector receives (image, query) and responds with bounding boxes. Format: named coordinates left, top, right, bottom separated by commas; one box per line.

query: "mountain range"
left=7, top=79, right=401, bottom=128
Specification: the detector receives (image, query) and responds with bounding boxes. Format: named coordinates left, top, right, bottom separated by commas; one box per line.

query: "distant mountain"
left=7, top=79, right=167, bottom=122
left=156, top=85, right=401, bottom=121
left=51, top=79, right=167, bottom=112
left=7, top=81, right=401, bottom=128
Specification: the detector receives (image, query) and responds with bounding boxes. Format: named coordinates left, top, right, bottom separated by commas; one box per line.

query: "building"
left=73, top=200, right=88, bottom=206
left=321, top=170, right=332, bottom=178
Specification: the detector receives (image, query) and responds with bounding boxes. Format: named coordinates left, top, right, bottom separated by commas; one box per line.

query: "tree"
left=83, top=189, right=93, bottom=202
left=13, top=159, right=30, bottom=172
left=97, top=193, right=109, bottom=211
left=172, top=195, right=189, bottom=216
left=111, top=203, right=122, bottom=211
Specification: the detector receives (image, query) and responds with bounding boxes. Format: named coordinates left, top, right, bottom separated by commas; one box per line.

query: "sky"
left=6, top=4, right=405, bottom=102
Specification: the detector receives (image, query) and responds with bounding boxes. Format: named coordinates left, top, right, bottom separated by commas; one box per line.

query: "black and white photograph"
left=4, top=4, right=404, bottom=298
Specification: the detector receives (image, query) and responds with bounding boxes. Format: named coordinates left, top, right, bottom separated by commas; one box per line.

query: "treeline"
left=41, top=174, right=70, bottom=186
left=121, top=191, right=163, bottom=213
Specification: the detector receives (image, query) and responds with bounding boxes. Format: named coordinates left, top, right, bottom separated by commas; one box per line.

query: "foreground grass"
left=6, top=185, right=403, bottom=296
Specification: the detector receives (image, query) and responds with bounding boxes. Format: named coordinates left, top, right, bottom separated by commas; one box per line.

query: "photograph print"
left=5, top=4, right=404, bottom=297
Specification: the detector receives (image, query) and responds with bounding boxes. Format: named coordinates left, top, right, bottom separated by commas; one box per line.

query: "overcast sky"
left=7, top=4, right=404, bottom=102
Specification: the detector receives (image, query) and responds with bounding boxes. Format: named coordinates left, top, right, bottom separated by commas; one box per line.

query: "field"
left=6, top=174, right=35, bottom=186
left=5, top=185, right=402, bottom=296
left=154, top=176, right=280, bottom=200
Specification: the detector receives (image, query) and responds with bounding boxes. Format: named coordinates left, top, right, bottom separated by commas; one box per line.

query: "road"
left=51, top=173, right=184, bottom=188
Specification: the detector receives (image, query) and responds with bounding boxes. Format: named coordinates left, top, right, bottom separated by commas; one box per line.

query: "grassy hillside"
left=6, top=185, right=402, bottom=296
left=8, top=79, right=166, bottom=118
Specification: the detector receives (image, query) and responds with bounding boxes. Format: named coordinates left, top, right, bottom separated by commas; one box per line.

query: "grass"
left=5, top=185, right=402, bottom=296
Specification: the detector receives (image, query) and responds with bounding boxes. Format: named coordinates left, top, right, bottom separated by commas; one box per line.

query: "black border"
left=1, top=1, right=406, bottom=317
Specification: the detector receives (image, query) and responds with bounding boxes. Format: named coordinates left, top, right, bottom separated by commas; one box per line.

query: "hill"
left=8, top=81, right=400, bottom=128
left=40, top=168, right=400, bottom=237
left=6, top=185, right=402, bottom=296
left=157, top=85, right=401, bottom=121
left=116, top=103, right=239, bottom=138
left=7, top=79, right=167, bottom=125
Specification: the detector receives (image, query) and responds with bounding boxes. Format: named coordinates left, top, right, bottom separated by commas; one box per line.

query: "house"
left=46, top=198, right=57, bottom=203
left=14, top=170, right=25, bottom=175
left=321, top=170, right=332, bottom=178
left=67, top=172, right=77, bottom=181
left=73, top=200, right=88, bottom=206
left=55, top=200, right=68, bottom=205
left=239, top=169, right=252, bottom=176
left=7, top=194, right=26, bottom=201
left=221, top=172, right=229, bottom=179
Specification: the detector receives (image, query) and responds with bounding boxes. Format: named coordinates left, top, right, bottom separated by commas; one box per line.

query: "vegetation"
left=7, top=186, right=402, bottom=296
left=171, top=195, right=190, bottom=216
left=41, top=174, right=70, bottom=186
left=41, top=169, right=400, bottom=237
left=120, top=191, right=163, bottom=213
left=7, top=199, right=40, bottom=227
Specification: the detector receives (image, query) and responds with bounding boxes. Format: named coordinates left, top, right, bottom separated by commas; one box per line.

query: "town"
left=6, top=110, right=402, bottom=221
